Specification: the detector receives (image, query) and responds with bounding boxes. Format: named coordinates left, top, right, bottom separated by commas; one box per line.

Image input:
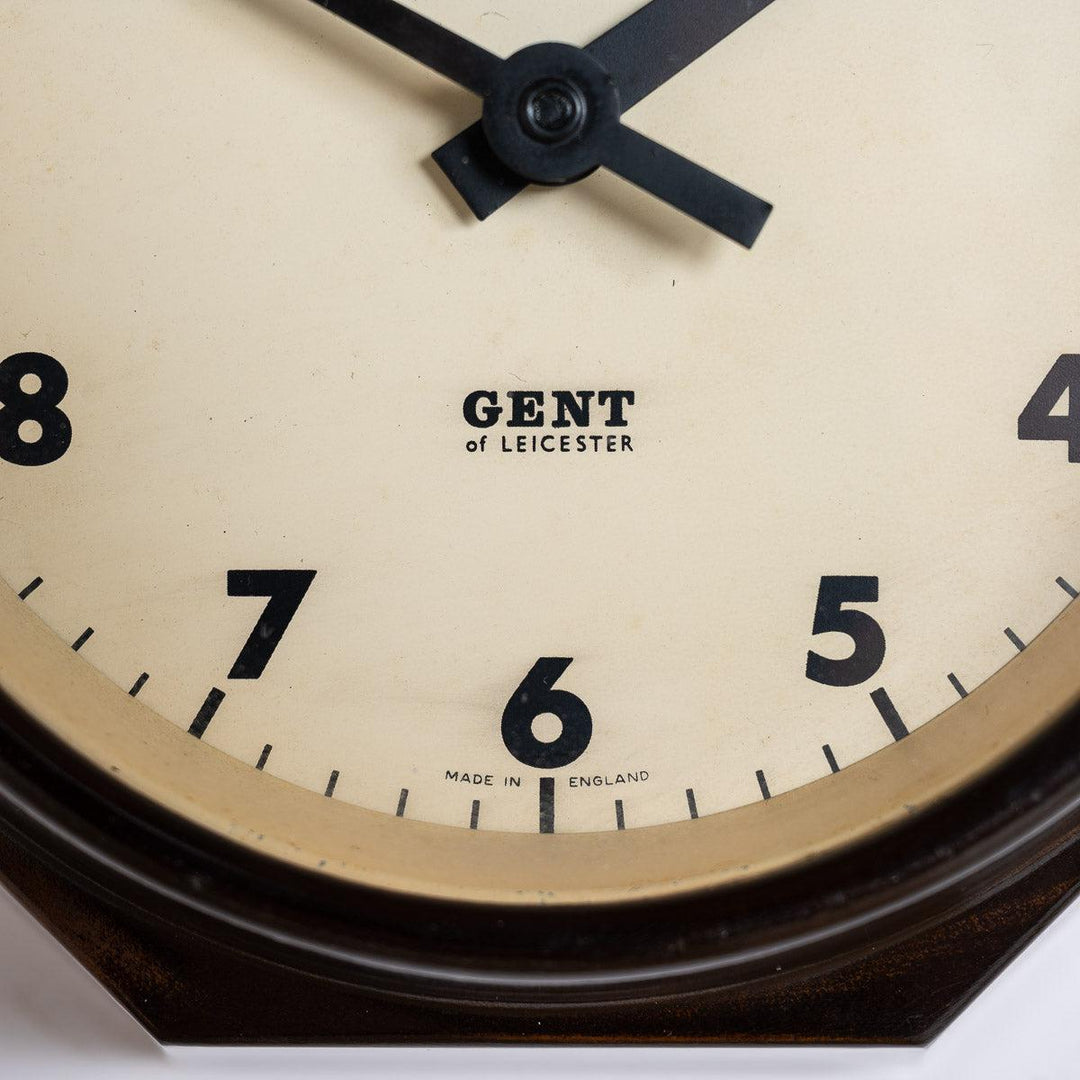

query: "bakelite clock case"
left=3, top=0, right=1080, bottom=1047
left=1, top=625, right=1080, bottom=1044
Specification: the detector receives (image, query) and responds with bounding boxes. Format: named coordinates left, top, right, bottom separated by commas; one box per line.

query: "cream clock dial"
left=0, top=0, right=1079, bottom=902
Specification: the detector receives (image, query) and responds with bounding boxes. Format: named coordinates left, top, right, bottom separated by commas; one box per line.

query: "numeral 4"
left=1018, top=354, right=1080, bottom=462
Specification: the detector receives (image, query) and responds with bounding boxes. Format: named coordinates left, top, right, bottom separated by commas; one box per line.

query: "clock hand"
left=311, top=0, right=502, bottom=94
left=433, top=0, right=779, bottom=220
left=600, top=125, right=772, bottom=248
left=311, top=1, right=769, bottom=242
left=476, top=42, right=771, bottom=244
left=587, top=0, right=779, bottom=112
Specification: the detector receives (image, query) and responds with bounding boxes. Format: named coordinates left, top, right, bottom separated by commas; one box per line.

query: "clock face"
left=1, top=0, right=1078, bottom=902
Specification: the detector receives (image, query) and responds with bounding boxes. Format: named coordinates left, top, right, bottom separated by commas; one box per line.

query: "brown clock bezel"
left=1, top=589, right=1080, bottom=1024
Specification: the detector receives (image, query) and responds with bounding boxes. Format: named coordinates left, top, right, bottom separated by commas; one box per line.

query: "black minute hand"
left=312, top=0, right=502, bottom=94
left=588, top=0, right=779, bottom=112
left=433, top=0, right=779, bottom=220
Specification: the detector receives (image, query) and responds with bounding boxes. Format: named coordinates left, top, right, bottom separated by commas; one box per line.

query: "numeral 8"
left=0, top=352, right=72, bottom=466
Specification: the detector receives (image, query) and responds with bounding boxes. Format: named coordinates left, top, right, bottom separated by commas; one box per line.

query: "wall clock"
left=1, top=0, right=1080, bottom=1045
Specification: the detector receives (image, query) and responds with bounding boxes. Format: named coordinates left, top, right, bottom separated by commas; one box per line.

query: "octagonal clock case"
left=0, top=0, right=1079, bottom=1045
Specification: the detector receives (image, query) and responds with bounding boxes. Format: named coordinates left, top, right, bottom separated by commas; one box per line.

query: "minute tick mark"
left=71, top=627, right=94, bottom=652
left=539, top=777, right=555, bottom=834
left=18, top=577, right=42, bottom=600
left=756, top=770, right=771, bottom=801
left=188, top=688, right=225, bottom=739
left=948, top=673, right=968, bottom=699
left=871, top=687, right=909, bottom=741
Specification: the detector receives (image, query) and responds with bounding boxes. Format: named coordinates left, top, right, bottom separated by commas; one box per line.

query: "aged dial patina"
left=0, top=0, right=1079, bottom=904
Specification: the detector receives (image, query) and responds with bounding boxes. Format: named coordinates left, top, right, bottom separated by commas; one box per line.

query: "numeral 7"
left=227, top=570, right=317, bottom=680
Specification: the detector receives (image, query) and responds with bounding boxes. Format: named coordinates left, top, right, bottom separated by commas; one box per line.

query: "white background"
left=0, top=880, right=1076, bottom=1080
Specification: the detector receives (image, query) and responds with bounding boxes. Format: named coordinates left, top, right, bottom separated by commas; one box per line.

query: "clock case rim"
left=1, top=655, right=1080, bottom=1006
left=3, top=579, right=1079, bottom=908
